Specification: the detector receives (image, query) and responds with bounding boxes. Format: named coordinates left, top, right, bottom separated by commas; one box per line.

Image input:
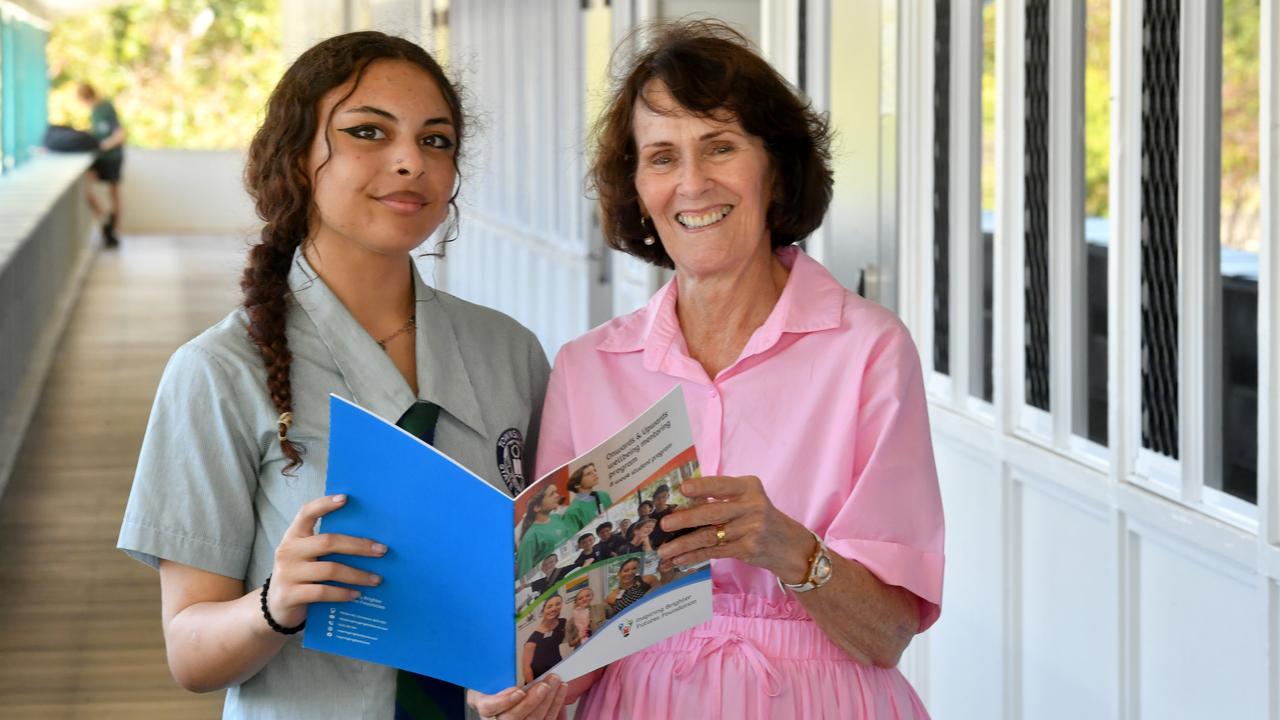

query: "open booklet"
left=303, top=386, right=712, bottom=694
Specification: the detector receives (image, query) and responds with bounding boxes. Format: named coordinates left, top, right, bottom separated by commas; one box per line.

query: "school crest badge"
left=496, top=427, right=526, bottom=494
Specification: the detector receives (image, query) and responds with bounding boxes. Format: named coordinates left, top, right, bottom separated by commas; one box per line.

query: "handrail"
left=0, top=152, right=95, bottom=269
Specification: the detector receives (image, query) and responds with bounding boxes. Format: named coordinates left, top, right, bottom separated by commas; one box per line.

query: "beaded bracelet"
left=260, top=574, right=306, bottom=635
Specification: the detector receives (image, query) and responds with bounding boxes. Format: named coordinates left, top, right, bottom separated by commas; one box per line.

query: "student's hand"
left=467, top=675, right=567, bottom=720
left=265, top=494, right=387, bottom=627
left=658, top=476, right=814, bottom=584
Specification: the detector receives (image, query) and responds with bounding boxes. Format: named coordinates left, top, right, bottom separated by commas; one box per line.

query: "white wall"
left=656, top=0, right=760, bottom=39
left=116, top=148, right=258, bottom=237
left=894, top=1, right=1280, bottom=718
left=443, top=0, right=607, bottom=356
left=914, top=410, right=1272, bottom=720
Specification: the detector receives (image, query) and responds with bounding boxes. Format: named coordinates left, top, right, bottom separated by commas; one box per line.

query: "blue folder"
left=303, top=395, right=515, bottom=693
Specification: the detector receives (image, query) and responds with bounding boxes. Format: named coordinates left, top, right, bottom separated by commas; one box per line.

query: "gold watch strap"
left=777, top=530, right=828, bottom=593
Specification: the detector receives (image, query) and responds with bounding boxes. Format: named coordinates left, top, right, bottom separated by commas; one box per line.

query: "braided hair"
left=241, top=32, right=464, bottom=473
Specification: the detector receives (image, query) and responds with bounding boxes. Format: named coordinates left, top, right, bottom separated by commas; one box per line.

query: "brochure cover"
left=303, top=386, right=713, bottom=694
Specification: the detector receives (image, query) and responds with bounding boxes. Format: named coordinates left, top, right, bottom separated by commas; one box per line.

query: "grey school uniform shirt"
left=118, top=252, right=549, bottom=719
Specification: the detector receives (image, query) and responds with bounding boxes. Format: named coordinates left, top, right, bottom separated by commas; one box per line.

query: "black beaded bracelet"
left=260, top=574, right=306, bottom=635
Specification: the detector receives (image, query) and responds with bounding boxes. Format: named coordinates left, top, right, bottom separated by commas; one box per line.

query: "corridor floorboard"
left=0, top=236, right=247, bottom=718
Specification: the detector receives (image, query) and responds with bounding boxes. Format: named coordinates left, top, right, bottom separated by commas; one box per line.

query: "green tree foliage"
left=46, top=0, right=281, bottom=149
left=1083, top=0, right=1110, bottom=220
left=981, top=0, right=995, bottom=212
left=982, top=0, right=1258, bottom=252
left=1221, top=0, right=1261, bottom=252
left=982, top=0, right=1109, bottom=217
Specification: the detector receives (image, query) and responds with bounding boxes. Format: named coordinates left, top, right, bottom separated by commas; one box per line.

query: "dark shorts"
left=90, top=155, right=124, bottom=184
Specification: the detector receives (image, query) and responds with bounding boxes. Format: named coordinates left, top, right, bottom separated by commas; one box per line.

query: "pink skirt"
left=575, top=594, right=930, bottom=720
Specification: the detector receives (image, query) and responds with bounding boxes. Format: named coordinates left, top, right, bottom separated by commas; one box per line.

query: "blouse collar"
left=288, top=250, right=488, bottom=436
left=595, top=246, right=846, bottom=380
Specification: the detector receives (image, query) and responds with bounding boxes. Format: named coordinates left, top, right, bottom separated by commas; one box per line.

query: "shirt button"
left=708, top=388, right=718, bottom=398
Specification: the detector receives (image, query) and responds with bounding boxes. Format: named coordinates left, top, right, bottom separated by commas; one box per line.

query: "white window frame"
left=1121, top=0, right=1261, bottom=532
left=915, top=0, right=1270, bottom=533
left=1262, top=0, right=1280, bottom=557
left=949, top=0, right=996, bottom=421
left=999, top=0, right=1114, bottom=471
left=995, top=0, right=1031, bottom=442
left=899, top=1, right=940, bottom=388
left=897, top=1, right=1280, bottom=705
left=907, top=0, right=956, bottom=403
left=1119, top=0, right=1187, bottom=504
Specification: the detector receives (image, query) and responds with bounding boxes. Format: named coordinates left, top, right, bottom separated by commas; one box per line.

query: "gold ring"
left=714, top=524, right=728, bottom=545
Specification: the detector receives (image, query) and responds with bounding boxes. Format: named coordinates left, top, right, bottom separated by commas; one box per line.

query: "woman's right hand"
left=467, top=676, right=567, bottom=720
left=265, top=493, right=387, bottom=627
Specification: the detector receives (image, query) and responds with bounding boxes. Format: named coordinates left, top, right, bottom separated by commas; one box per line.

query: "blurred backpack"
left=44, top=125, right=99, bottom=153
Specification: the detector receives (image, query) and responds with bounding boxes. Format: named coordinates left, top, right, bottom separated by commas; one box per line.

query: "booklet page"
left=512, top=386, right=712, bottom=685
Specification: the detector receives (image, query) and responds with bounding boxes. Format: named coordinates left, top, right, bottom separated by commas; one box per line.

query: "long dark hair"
left=241, top=32, right=465, bottom=474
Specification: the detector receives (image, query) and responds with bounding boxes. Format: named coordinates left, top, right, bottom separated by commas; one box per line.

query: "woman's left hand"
left=466, top=676, right=566, bottom=720
left=657, top=475, right=815, bottom=583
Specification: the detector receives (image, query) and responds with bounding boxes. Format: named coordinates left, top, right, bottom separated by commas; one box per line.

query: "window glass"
left=977, top=0, right=996, bottom=401
left=933, top=0, right=952, bottom=377
left=1080, top=0, right=1111, bottom=445
left=1024, top=0, right=1049, bottom=412
left=1216, top=0, right=1259, bottom=503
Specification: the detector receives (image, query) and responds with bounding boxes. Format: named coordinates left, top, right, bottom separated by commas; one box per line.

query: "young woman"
left=117, top=32, right=563, bottom=719
left=620, top=518, right=657, bottom=555
left=644, top=484, right=680, bottom=548
left=604, top=558, right=660, bottom=617
left=566, top=462, right=611, bottom=515
left=565, top=587, right=604, bottom=649
left=516, top=483, right=597, bottom=577
left=523, top=595, right=568, bottom=684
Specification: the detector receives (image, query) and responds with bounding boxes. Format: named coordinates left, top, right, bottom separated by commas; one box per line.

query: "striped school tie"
left=393, top=400, right=467, bottom=720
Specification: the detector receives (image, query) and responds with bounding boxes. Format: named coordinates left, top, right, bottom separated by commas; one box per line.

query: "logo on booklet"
left=495, top=427, right=526, bottom=494
left=616, top=620, right=634, bottom=638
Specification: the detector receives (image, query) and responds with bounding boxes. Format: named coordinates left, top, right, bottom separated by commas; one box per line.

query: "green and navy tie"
left=393, top=400, right=466, bottom=720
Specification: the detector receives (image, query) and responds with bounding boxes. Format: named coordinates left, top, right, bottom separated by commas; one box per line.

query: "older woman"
left=535, top=21, right=944, bottom=719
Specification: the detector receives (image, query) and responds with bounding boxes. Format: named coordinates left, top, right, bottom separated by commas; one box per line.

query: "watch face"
left=813, top=554, right=833, bottom=581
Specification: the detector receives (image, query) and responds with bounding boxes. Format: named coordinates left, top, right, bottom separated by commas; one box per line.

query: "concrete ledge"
left=0, top=153, right=95, bottom=269
left=0, top=152, right=98, bottom=499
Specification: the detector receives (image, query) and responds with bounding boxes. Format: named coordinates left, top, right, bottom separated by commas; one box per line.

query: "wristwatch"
left=776, top=530, right=834, bottom=594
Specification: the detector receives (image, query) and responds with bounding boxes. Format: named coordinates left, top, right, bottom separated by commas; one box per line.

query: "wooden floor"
left=0, top=235, right=247, bottom=719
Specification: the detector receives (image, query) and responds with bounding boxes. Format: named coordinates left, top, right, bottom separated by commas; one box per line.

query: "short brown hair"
left=591, top=20, right=833, bottom=268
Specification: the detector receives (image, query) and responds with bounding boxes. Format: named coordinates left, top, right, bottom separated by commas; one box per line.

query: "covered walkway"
left=0, top=236, right=240, bottom=718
